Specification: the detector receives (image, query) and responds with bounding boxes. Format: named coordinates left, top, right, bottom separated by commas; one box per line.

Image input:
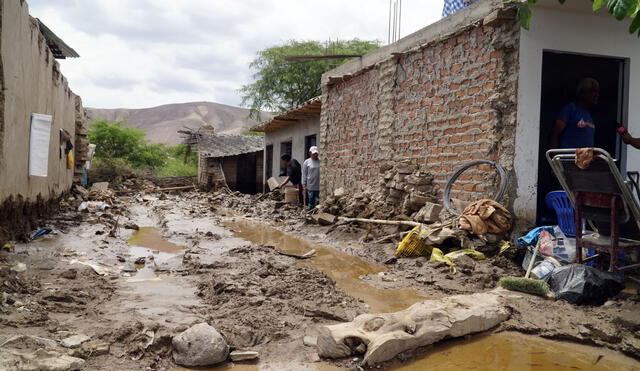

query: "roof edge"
left=252, top=96, right=321, bottom=133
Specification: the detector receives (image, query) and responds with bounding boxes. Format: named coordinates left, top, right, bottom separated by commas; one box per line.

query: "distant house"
left=192, top=127, right=264, bottom=194
left=252, top=97, right=321, bottom=191
left=0, top=0, right=85, bottom=243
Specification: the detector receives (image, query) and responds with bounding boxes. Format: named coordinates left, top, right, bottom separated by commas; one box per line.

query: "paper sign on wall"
left=29, top=113, right=53, bottom=177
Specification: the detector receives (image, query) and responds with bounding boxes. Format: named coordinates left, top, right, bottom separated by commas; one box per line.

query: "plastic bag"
left=429, top=248, right=455, bottom=268
left=537, top=230, right=555, bottom=256
left=544, top=264, right=624, bottom=305
left=552, top=226, right=576, bottom=263
left=517, top=226, right=554, bottom=246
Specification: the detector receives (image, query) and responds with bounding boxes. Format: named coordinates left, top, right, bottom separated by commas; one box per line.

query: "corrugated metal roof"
left=252, top=96, right=321, bottom=133
left=35, top=18, right=79, bottom=59
left=198, top=133, right=264, bottom=159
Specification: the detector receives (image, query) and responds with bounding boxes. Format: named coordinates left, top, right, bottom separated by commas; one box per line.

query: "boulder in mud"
left=172, top=323, right=229, bottom=367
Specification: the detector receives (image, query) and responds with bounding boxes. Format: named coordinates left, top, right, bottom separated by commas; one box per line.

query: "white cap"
left=309, top=146, right=319, bottom=154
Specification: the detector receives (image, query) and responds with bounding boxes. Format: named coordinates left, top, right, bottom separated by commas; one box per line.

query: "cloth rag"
left=458, top=199, right=512, bottom=235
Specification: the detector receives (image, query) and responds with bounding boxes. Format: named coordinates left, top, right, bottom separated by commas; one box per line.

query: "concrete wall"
left=0, top=0, right=80, bottom=201
left=514, top=2, right=640, bottom=225
left=0, top=0, right=82, bottom=241
left=263, top=116, right=320, bottom=184
left=320, top=15, right=520, bottom=204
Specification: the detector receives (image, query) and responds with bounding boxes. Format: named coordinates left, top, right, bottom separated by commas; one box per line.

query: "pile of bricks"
left=319, top=161, right=443, bottom=223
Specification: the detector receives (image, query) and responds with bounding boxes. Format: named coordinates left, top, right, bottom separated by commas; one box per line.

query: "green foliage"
left=88, top=120, right=197, bottom=179
left=240, top=39, right=380, bottom=119
left=505, top=0, right=640, bottom=36
left=89, top=120, right=167, bottom=168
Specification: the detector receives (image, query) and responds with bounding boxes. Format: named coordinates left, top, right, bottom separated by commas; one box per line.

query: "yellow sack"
left=394, top=226, right=433, bottom=258
left=430, top=247, right=456, bottom=268
left=67, top=149, right=74, bottom=169
left=444, top=248, right=486, bottom=260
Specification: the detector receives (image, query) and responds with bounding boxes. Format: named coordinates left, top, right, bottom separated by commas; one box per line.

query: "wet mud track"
left=1, top=191, right=640, bottom=370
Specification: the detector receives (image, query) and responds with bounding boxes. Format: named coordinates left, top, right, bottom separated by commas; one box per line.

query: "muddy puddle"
left=223, top=219, right=426, bottom=313
left=127, top=227, right=186, bottom=281
left=385, top=331, right=639, bottom=371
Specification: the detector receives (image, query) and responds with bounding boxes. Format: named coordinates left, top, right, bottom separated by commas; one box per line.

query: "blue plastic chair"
left=545, top=191, right=577, bottom=237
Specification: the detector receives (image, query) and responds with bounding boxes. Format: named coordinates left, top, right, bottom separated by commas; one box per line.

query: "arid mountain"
left=85, top=102, right=271, bottom=145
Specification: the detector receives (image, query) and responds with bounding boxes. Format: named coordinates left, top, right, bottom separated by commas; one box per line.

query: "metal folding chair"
left=546, top=148, right=640, bottom=272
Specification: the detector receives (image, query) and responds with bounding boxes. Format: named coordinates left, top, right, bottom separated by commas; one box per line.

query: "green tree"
left=240, top=39, right=380, bottom=118
left=506, top=0, right=640, bottom=35
left=89, top=120, right=167, bottom=168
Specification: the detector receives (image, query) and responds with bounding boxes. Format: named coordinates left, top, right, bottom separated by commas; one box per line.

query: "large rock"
left=414, top=202, right=443, bottom=223
left=316, top=292, right=509, bottom=366
left=172, top=323, right=229, bottom=367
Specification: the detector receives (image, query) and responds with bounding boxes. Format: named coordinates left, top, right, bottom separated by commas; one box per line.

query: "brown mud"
left=1, top=189, right=639, bottom=370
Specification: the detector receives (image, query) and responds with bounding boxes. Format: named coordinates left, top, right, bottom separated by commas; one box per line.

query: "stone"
left=90, top=182, right=109, bottom=192
left=388, top=188, right=405, bottom=198
left=229, top=350, right=259, bottom=362
left=379, top=163, right=393, bottom=173
left=172, top=323, right=229, bottom=367
left=303, top=336, right=318, bottom=347
left=396, top=161, right=418, bottom=174
left=316, top=292, right=509, bottom=366
left=61, top=334, right=90, bottom=349
left=334, top=188, right=346, bottom=198
left=0, top=348, right=85, bottom=371
left=409, top=193, right=430, bottom=208
left=134, top=257, right=146, bottom=265
left=59, top=269, right=77, bottom=280
left=316, top=213, right=337, bottom=226
left=74, top=185, right=89, bottom=197
left=414, top=202, right=443, bottom=223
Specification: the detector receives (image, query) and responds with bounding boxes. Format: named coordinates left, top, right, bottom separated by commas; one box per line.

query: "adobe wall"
left=0, top=0, right=83, bottom=241
left=320, top=7, right=520, bottom=207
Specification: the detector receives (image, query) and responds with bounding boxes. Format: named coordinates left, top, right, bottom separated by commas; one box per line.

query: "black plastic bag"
left=544, top=264, right=624, bottom=305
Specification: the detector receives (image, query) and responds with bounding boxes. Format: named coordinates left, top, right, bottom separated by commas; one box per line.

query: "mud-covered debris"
left=134, top=257, right=146, bottom=265
left=229, top=350, right=259, bottom=362
left=61, top=334, right=91, bottom=349
left=124, top=223, right=139, bottom=230
left=0, top=348, right=85, bottom=371
left=172, top=323, right=229, bottom=367
left=59, top=268, right=78, bottom=280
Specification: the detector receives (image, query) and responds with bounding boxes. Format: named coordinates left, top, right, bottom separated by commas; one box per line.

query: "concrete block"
left=316, top=213, right=337, bottom=226
left=90, top=182, right=109, bottom=192
left=61, top=334, right=90, bottom=349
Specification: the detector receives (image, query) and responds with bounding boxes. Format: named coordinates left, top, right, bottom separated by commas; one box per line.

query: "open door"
left=536, top=51, right=628, bottom=224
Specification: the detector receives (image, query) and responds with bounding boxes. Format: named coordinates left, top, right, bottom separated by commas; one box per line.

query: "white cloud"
left=26, top=0, right=443, bottom=108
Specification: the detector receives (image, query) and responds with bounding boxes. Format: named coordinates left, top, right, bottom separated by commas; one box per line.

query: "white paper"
left=29, top=113, right=53, bottom=177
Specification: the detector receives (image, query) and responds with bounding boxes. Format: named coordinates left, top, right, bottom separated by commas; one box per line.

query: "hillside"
left=85, top=102, right=270, bottom=145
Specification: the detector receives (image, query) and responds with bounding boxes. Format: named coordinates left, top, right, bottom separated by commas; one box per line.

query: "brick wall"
left=321, top=19, right=520, bottom=205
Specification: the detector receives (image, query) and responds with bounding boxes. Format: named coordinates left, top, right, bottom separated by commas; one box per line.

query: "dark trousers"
left=307, top=190, right=320, bottom=209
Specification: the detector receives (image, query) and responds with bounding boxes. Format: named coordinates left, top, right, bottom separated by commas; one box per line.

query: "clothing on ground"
left=302, top=158, right=320, bottom=191
left=286, top=159, right=302, bottom=185
left=556, top=102, right=595, bottom=149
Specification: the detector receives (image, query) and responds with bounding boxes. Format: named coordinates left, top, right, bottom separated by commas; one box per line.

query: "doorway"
left=236, top=153, right=258, bottom=194
left=305, top=134, right=317, bottom=159
left=536, top=51, right=628, bottom=224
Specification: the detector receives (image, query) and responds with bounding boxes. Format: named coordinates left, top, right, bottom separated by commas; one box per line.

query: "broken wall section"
left=0, top=0, right=83, bottom=241
left=321, top=10, right=520, bottom=208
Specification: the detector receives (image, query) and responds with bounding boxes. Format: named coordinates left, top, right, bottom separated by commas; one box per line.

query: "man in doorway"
left=302, top=146, right=320, bottom=210
left=619, top=126, right=640, bottom=149
left=277, top=154, right=303, bottom=205
left=549, top=78, right=600, bottom=149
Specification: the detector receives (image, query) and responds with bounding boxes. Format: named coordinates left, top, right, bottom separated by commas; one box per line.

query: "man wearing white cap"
left=302, top=146, right=321, bottom=210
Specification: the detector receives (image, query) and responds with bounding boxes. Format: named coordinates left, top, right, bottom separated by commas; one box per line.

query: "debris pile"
left=319, top=161, right=440, bottom=222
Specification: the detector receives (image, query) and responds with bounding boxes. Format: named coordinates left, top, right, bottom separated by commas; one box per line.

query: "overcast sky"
left=27, top=0, right=443, bottom=109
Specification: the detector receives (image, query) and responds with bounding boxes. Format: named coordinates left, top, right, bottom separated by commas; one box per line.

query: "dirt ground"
left=1, top=188, right=640, bottom=370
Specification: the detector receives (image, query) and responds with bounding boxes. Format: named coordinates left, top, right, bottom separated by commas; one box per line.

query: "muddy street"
left=0, top=188, right=638, bottom=370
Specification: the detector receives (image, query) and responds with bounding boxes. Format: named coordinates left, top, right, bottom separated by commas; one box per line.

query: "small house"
left=194, top=128, right=264, bottom=194
left=252, top=97, right=321, bottom=191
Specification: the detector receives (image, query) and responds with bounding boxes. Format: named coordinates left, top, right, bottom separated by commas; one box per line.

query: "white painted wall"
left=263, top=116, right=320, bottom=185
left=514, top=4, right=640, bottom=225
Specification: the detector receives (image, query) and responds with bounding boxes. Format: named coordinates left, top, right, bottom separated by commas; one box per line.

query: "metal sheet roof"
left=35, top=18, right=79, bottom=59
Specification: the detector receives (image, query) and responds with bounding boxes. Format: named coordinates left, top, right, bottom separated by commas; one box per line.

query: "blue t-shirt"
left=556, top=102, right=595, bottom=148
